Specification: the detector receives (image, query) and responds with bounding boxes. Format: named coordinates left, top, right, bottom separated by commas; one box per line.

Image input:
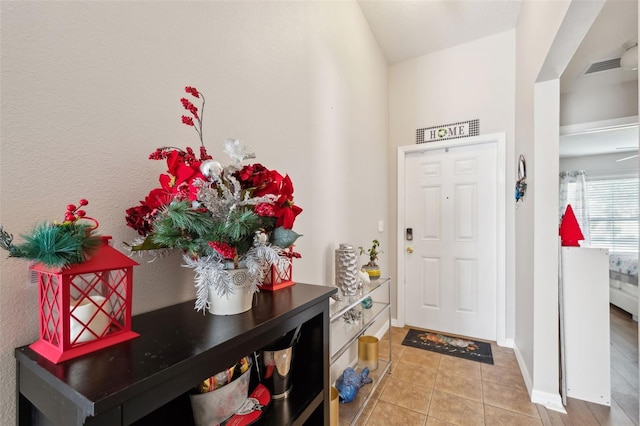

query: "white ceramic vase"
left=335, top=243, right=359, bottom=296
left=207, top=268, right=254, bottom=315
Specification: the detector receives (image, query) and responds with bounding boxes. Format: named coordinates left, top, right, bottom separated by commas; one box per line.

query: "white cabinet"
left=329, top=277, right=391, bottom=424
left=561, top=247, right=610, bottom=406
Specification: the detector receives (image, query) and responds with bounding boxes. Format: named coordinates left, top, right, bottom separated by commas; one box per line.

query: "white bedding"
left=609, top=253, right=638, bottom=277
left=609, top=253, right=638, bottom=320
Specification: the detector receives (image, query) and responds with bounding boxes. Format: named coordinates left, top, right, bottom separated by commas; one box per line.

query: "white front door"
left=404, top=141, right=497, bottom=340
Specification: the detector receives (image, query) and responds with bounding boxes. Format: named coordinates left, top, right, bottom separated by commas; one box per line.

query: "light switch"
left=378, top=220, right=384, bottom=233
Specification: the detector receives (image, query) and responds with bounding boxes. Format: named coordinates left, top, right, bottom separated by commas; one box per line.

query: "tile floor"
left=351, top=327, right=547, bottom=426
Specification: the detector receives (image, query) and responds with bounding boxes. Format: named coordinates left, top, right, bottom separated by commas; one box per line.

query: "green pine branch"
left=220, top=210, right=261, bottom=241
left=0, top=226, right=27, bottom=258
left=151, top=201, right=217, bottom=255
left=0, top=222, right=100, bottom=268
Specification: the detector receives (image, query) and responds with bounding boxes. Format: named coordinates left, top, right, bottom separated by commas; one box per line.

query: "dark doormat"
left=401, top=329, right=494, bottom=365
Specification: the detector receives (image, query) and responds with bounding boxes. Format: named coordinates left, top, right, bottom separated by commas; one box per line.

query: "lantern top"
left=30, top=236, right=139, bottom=274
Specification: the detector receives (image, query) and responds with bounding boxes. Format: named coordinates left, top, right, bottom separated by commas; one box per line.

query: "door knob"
left=406, top=246, right=414, bottom=254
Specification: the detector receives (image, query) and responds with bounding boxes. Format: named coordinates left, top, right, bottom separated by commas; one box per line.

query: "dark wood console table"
left=16, top=283, right=336, bottom=425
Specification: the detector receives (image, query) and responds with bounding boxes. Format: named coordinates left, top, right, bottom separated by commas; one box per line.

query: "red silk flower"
left=159, top=150, right=205, bottom=201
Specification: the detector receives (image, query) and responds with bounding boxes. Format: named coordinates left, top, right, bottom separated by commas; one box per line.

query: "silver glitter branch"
left=183, top=243, right=287, bottom=313
left=183, top=253, right=232, bottom=312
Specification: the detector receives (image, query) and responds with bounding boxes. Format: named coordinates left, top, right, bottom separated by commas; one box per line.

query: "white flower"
left=224, top=138, right=256, bottom=167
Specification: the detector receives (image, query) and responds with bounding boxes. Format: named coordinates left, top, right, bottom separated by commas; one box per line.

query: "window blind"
left=583, top=177, right=638, bottom=253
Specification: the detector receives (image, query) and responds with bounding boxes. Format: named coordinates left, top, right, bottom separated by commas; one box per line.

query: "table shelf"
left=330, top=301, right=389, bottom=364
left=16, top=283, right=336, bottom=426
left=329, top=278, right=391, bottom=425
left=335, top=360, right=391, bottom=425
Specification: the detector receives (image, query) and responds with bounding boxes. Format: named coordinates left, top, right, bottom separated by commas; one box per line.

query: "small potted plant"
left=359, top=239, right=382, bottom=280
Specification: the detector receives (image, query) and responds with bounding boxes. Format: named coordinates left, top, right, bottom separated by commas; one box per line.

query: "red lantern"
left=29, top=236, right=139, bottom=363
left=261, top=249, right=295, bottom=291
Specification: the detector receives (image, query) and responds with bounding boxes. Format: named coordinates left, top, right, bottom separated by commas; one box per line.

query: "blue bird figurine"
left=335, top=367, right=373, bottom=403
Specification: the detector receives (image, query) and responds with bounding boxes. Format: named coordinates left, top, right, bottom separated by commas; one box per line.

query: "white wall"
left=532, top=79, right=563, bottom=408
left=0, top=2, right=388, bottom=422
left=561, top=80, right=639, bottom=126
left=515, top=0, right=607, bottom=411
left=560, top=152, right=639, bottom=175
left=388, top=30, right=516, bottom=333
left=514, top=0, right=571, bottom=410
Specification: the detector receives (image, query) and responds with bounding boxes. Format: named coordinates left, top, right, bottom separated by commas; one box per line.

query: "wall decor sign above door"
left=416, top=119, right=479, bottom=144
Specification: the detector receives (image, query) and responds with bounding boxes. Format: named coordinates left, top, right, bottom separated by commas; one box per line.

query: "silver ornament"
left=200, top=160, right=223, bottom=178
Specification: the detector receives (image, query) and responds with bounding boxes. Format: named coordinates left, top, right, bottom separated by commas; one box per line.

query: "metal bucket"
left=190, top=361, right=251, bottom=425
left=260, top=326, right=301, bottom=398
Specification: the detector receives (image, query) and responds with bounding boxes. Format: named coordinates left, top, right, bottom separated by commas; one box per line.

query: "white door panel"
left=405, top=142, right=497, bottom=340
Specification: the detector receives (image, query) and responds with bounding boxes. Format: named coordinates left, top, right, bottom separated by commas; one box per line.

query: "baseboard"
left=532, top=390, right=566, bottom=414
left=513, top=342, right=567, bottom=414
left=497, top=337, right=514, bottom=348
left=391, top=318, right=402, bottom=328
left=374, top=319, right=390, bottom=340
left=512, top=342, right=534, bottom=395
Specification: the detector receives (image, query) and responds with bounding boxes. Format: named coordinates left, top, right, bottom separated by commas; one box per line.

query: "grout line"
left=382, top=318, right=638, bottom=425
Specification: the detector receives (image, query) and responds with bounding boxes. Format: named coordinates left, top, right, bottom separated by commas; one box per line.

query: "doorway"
left=559, top=119, right=639, bottom=417
left=397, top=132, right=507, bottom=344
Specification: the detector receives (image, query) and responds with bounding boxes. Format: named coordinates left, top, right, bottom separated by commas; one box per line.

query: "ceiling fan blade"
left=616, top=154, right=639, bottom=162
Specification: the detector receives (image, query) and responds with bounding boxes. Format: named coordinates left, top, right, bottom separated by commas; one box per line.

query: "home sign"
left=416, top=119, right=479, bottom=144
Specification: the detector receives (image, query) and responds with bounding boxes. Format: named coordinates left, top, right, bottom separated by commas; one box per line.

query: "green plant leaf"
left=126, top=235, right=168, bottom=251
left=271, top=227, right=302, bottom=248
